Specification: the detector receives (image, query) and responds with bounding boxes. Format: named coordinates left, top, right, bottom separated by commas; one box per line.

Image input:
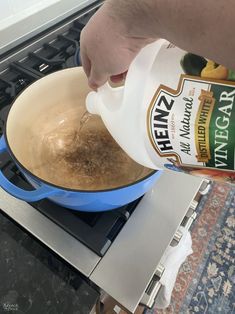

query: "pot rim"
left=4, top=68, right=157, bottom=193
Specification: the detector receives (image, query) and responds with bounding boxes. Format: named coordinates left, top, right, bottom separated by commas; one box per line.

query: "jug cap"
left=86, top=91, right=101, bottom=114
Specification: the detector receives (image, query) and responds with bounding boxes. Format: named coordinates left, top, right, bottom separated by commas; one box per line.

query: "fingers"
left=81, top=52, right=108, bottom=89
left=110, top=71, right=128, bottom=83
left=88, top=65, right=108, bottom=90
left=80, top=52, right=91, bottom=78
left=80, top=44, right=107, bottom=89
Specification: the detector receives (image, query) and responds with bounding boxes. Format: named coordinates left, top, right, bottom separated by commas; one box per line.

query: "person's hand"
left=80, top=3, right=154, bottom=89
left=81, top=0, right=235, bottom=89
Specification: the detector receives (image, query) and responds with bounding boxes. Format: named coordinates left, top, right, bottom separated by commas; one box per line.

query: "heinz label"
left=148, top=61, right=235, bottom=183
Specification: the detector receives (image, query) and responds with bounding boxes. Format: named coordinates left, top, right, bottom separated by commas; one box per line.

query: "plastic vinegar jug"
left=86, top=39, right=235, bottom=184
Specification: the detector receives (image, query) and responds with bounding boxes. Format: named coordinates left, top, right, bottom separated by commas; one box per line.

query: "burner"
left=64, top=55, right=77, bottom=68
left=65, top=48, right=81, bottom=68
left=32, top=197, right=141, bottom=256
left=74, top=48, right=81, bottom=66
left=0, top=78, right=16, bottom=98
left=0, top=105, right=11, bottom=136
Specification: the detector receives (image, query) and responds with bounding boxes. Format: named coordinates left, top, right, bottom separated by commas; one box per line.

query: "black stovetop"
left=0, top=4, right=140, bottom=257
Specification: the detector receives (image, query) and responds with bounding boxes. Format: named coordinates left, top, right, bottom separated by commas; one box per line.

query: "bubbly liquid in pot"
left=30, top=112, right=152, bottom=190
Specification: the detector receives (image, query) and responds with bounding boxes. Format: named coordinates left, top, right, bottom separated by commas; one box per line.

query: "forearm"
left=106, top=0, right=160, bottom=39
left=107, top=0, right=235, bottom=69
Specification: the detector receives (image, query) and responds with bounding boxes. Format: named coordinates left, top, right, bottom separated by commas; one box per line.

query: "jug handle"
left=86, top=81, right=124, bottom=114
left=0, top=136, right=61, bottom=202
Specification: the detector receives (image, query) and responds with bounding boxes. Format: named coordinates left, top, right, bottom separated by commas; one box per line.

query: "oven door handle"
left=0, top=136, right=59, bottom=202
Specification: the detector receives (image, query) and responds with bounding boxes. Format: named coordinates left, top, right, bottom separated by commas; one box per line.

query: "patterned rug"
left=145, top=182, right=235, bottom=314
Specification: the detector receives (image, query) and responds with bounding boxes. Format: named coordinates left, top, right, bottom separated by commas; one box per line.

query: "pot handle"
left=0, top=136, right=60, bottom=202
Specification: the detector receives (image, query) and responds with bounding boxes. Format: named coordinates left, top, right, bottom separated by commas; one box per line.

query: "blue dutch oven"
left=0, top=68, right=162, bottom=212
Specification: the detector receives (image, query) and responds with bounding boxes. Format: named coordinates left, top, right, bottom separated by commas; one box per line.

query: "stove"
left=0, top=2, right=210, bottom=313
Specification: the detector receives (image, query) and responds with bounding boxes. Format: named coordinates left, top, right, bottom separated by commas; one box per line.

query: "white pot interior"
left=6, top=67, right=152, bottom=190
